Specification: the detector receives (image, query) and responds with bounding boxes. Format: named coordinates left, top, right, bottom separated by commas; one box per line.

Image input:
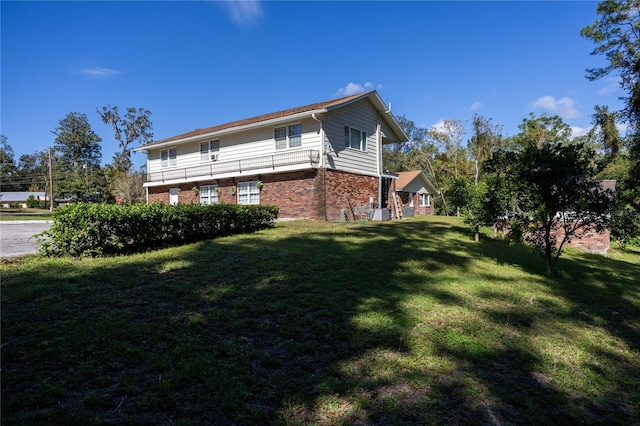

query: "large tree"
left=383, top=114, right=412, bottom=173
left=591, top=105, right=623, bottom=156
left=403, top=120, right=449, bottom=214
left=484, top=120, right=614, bottom=276
left=428, top=118, right=468, bottom=181
left=52, top=112, right=105, bottom=200
left=468, top=114, right=503, bottom=185
left=582, top=0, right=640, bottom=247
left=0, top=135, right=19, bottom=192
left=581, top=0, right=640, bottom=136
left=98, top=105, right=153, bottom=174
left=16, top=150, right=49, bottom=192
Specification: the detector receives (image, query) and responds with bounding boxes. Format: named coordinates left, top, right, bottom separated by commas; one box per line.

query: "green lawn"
left=0, top=208, right=52, bottom=221
left=2, top=216, right=638, bottom=425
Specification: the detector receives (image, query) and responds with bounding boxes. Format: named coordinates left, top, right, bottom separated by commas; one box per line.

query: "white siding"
left=323, top=99, right=379, bottom=176
left=147, top=117, right=323, bottom=175
left=380, top=119, right=401, bottom=144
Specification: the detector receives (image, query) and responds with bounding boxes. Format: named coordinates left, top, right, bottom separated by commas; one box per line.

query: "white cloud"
left=470, top=102, right=482, bottom=111
left=598, top=76, right=621, bottom=95
left=530, top=95, right=579, bottom=119
left=429, top=119, right=447, bottom=132
left=335, top=81, right=381, bottom=96
left=77, top=67, right=123, bottom=78
left=616, top=121, right=629, bottom=134
left=570, top=125, right=591, bottom=138
left=219, top=0, right=263, bottom=28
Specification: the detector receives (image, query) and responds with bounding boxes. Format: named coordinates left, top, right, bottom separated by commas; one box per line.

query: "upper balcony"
left=145, top=149, right=321, bottom=184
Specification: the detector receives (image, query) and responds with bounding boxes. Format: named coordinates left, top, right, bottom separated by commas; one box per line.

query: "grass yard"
left=1, top=216, right=639, bottom=425
left=0, top=207, right=52, bottom=221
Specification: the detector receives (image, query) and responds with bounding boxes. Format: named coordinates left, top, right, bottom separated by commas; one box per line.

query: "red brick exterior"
left=497, top=223, right=612, bottom=255
left=324, top=169, right=379, bottom=221
left=146, top=169, right=383, bottom=221
left=554, top=224, right=611, bottom=255
left=398, top=192, right=435, bottom=216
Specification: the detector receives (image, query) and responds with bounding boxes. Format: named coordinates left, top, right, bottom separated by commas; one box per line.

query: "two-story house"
left=134, top=90, right=409, bottom=221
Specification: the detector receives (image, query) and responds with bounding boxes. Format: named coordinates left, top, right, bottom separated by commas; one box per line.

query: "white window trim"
left=200, top=184, right=219, bottom=205
left=419, top=193, right=431, bottom=207
left=237, top=181, right=260, bottom=205
left=344, top=126, right=367, bottom=152
left=200, top=140, right=220, bottom=162
left=161, top=147, right=177, bottom=168
left=274, top=123, right=302, bottom=150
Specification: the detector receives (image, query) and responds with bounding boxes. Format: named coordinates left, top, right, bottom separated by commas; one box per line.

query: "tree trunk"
left=474, top=159, right=480, bottom=186
left=546, top=254, right=554, bottom=276
left=475, top=232, right=480, bottom=242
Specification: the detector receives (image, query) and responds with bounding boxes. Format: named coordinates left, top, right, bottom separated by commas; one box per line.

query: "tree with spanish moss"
left=582, top=0, right=640, bottom=246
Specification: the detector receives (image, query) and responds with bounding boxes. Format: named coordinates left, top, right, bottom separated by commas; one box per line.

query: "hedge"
left=36, top=202, right=279, bottom=257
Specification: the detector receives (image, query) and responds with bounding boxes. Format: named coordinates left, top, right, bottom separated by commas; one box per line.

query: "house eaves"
left=395, top=170, right=439, bottom=195
left=134, top=90, right=408, bottom=152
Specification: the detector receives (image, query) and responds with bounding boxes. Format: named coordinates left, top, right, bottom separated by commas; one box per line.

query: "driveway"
left=0, top=221, right=52, bottom=258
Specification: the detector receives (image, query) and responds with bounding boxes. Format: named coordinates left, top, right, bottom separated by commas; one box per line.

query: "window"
left=200, top=140, right=220, bottom=162
left=288, top=124, right=301, bottom=147
left=161, top=147, right=177, bottom=167
left=237, top=181, right=260, bottom=205
left=344, top=126, right=367, bottom=151
left=419, top=193, right=431, bottom=207
left=200, top=185, right=219, bottom=205
left=275, top=124, right=302, bottom=150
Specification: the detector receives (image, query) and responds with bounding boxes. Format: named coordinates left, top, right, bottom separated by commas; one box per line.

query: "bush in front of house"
left=36, top=202, right=279, bottom=257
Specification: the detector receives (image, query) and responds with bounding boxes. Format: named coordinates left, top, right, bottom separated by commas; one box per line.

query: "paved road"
left=0, top=221, right=52, bottom=258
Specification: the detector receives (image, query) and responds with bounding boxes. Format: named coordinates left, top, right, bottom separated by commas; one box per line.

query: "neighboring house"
left=498, top=180, right=617, bottom=255
left=393, top=170, right=438, bottom=218
left=556, top=179, right=616, bottom=255
left=134, top=91, right=409, bottom=221
left=0, top=192, right=46, bottom=208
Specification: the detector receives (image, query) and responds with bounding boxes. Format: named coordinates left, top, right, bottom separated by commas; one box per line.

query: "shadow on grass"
left=1, top=217, right=638, bottom=424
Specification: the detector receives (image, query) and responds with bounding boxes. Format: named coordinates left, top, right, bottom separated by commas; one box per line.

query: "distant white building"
left=0, top=192, right=47, bottom=208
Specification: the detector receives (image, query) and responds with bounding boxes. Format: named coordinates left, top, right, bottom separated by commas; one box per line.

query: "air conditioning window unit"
left=211, top=154, right=219, bottom=161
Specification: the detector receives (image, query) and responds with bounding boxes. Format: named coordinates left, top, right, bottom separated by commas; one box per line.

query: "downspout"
left=145, top=156, right=150, bottom=203
left=311, top=113, right=324, bottom=167
left=376, top=115, right=382, bottom=208
left=311, top=113, right=327, bottom=220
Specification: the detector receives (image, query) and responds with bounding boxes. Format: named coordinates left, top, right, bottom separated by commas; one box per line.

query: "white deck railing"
left=146, top=149, right=321, bottom=183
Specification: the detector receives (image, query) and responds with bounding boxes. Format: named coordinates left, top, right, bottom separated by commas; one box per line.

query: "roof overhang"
left=134, top=109, right=328, bottom=152
left=135, top=90, right=409, bottom=152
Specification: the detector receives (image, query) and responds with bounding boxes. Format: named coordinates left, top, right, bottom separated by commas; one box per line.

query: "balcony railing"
left=146, top=149, right=321, bottom=183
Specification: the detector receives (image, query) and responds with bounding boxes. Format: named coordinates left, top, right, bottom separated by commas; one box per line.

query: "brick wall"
left=148, top=183, right=198, bottom=205
left=146, top=170, right=326, bottom=220
left=554, top=225, right=611, bottom=255
left=497, top=222, right=612, bottom=255
left=258, top=170, right=325, bottom=220
left=398, top=192, right=435, bottom=216
left=145, top=169, right=380, bottom=222
left=324, top=169, right=378, bottom=221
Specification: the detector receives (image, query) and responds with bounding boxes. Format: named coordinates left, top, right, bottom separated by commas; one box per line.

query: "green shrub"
left=26, top=195, right=38, bottom=208
left=36, top=202, right=279, bottom=257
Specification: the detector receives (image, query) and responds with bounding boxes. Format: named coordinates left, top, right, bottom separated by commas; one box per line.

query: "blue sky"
left=2, top=1, right=623, bottom=169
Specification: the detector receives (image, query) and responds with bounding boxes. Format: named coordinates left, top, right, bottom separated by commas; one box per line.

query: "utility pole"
left=48, top=148, right=54, bottom=213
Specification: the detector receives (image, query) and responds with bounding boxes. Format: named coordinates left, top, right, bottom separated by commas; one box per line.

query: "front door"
left=169, top=188, right=179, bottom=205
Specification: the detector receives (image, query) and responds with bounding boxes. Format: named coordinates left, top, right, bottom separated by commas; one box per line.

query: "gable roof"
left=395, top=170, right=439, bottom=194
left=135, top=90, right=408, bottom=151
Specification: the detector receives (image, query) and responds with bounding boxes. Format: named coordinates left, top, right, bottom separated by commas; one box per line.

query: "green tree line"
left=380, top=0, right=640, bottom=274
left=0, top=106, right=152, bottom=204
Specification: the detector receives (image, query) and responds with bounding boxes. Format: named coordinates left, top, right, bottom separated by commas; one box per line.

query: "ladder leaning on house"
left=392, top=192, right=402, bottom=220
